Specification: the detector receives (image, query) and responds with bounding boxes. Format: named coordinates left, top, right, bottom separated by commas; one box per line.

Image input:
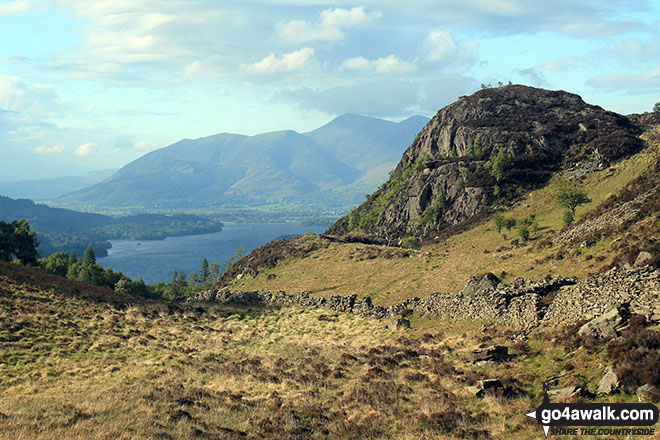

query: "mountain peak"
left=327, top=85, right=643, bottom=243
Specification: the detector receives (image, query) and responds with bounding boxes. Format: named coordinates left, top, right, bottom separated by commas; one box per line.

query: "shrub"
left=421, top=194, right=446, bottom=224
left=563, top=210, right=575, bottom=227
left=606, top=315, right=660, bottom=392
left=400, top=237, right=421, bottom=249
left=492, top=214, right=505, bottom=234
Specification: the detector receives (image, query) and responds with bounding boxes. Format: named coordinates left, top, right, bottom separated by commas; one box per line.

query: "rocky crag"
left=194, top=265, right=660, bottom=333
left=327, top=85, right=642, bottom=243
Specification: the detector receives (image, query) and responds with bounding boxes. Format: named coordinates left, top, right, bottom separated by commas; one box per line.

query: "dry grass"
left=0, top=263, right=648, bottom=439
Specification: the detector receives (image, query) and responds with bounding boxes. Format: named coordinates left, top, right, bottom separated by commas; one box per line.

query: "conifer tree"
left=200, top=257, right=210, bottom=283
left=83, top=243, right=96, bottom=265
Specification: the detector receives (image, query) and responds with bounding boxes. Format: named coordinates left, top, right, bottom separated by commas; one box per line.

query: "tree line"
left=2, top=218, right=239, bottom=300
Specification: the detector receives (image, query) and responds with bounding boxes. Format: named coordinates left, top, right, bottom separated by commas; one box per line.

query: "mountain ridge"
left=56, top=113, right=429, bottom=210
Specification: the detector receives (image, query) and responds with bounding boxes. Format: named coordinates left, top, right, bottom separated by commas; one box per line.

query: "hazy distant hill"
left=0, top=169, right=117, bottom=200
left=57, top=114, right=429, bottom=210
left=0, top=195, right=223, bottom=257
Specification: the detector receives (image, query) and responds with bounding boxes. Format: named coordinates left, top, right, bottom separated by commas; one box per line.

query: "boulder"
left=387, top=318, right=411, bottom=330
left=466, top=379, right=504, bottom=398
left=634, top=251, right=654, bottom=267
left=548, top=385, right=583, bottom=400
left=577, top=306, right=628, bottom=340
left=471, top=345, right=508, bottom=365
left=596, top=366, right=619, bottom=395
left=636, top=384, right=660, bottom=403
left=462, top=273, right=500, bottom=296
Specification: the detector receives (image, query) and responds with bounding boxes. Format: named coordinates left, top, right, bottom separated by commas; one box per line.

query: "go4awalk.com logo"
left=526, top=388, right=659, bottom=437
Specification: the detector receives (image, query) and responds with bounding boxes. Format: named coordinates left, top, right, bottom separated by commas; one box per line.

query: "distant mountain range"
left=0, top=169, right=117, bottom=200
left=55, top=114, right=429, bottom=210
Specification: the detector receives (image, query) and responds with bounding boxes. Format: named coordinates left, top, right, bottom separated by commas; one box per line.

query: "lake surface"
left=97, top=222, right=326, bottom=284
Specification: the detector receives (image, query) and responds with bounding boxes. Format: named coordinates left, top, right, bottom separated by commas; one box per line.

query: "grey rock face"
left=636, top=384, right=660, bottom=403
left=596, top=366, right=619, bottom=395
left=577, top=306, right=628, bottom=340
left=548, top=385, right=583, bottom=400
left=386, top=318, right=411, bottom=330
left=471, top=345, right=509, bottom=365
left=635, top=251, right=654, bottom=267
left=462, top=273, right=500, bottom=296
left=328, top=85, right=641, bottom=242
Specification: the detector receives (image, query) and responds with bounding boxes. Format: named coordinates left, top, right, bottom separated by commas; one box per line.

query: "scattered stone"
left=466, top=379, right=504, bottom=398
left=387, top=318, right=411, bottom=330
left=577, top=306, right=628, bottom=340
left=636, top=384, right=660, bottom=403
left=317, top=314, right=337, bottom=322
left=266, top=274, right=277, bottom=280
left=235, top=273, right=244, bottom=280
left=596, top=366, right=619, bottom=395
left=479, top=379, right=503, bottom=391
left=471, top=345, right=508, bottom=365
left=548, top=385, right=582, bottom=400
left=635, top=251, right=654, bottom=267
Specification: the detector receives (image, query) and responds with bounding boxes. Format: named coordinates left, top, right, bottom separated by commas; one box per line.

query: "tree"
left=83, top=243, right=96, bottom=265
left=0, top=221, right=13, bottom=261
left=556, top=187, right=591, bottom=216
left=41, top=252, right=70, bottom=277
left=224, top=248, right=245, bottom=273
left=492, top=213, right=505, bottom=234
left=563, top=210, right=575, bottom=227
left=488, top=148, right=511, bottom=182
left=0, top=219, right=39, bottom=265
left=654, top=102, right=660, bottom=113
left=12, top=219, right=39, bottom=265
left=200, top=257, right=210, bottom=283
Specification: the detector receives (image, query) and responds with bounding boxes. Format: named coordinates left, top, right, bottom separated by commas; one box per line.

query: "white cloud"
left=537, top=57, right=579, bottom=73
left=588, top=66, right=660, bottom=94
left=75, top=142, right=98, bottom=156
left=34, top=145, right=64, bottom=154
left=242, top=48, right=315, bottom=74
left=0, top=0, right=31, bottom=15
left=342, top=55, right=416, bottom=73
left=426, top=31, right=457, bottom=61
left=183, top=55, right=226, bottom=77
left=133, top=140, right=158, bottom=150
left=0, top=74, right=60, bottom=116
left=277, top=6, right=382, bottom=43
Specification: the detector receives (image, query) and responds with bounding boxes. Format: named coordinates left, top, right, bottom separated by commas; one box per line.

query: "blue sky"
left=1, top=0, right=659, bottom=180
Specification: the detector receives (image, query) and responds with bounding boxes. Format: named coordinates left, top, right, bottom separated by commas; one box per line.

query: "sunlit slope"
left=228, top=130, right=659, bottom=306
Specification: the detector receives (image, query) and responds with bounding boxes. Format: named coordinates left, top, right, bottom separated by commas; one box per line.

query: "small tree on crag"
left=557, top=187, right=591, bottom=226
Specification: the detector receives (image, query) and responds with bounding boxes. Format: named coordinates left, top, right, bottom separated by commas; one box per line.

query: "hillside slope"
left=57, top=114, right=428, bottom=210
left=3, top=260, right=658, bottom=440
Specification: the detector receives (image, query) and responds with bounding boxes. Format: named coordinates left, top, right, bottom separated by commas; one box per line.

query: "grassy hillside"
left=1, top=260, right=652, bottom=439
left=226, top=128, right=660, bottom=305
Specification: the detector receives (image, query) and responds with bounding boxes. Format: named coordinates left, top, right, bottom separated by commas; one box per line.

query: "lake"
left=97, top=222, right=327, bottom=284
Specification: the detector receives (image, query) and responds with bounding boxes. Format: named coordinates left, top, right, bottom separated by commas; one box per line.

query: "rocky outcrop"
left=328, top=85, right=642, bottom=242
left=216, top=234, right=331, bottom=288
left=597, top=366, right=620, bottom=395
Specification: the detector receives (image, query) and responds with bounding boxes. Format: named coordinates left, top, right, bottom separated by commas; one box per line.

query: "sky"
left=0, top=0, right=659, bottom=180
